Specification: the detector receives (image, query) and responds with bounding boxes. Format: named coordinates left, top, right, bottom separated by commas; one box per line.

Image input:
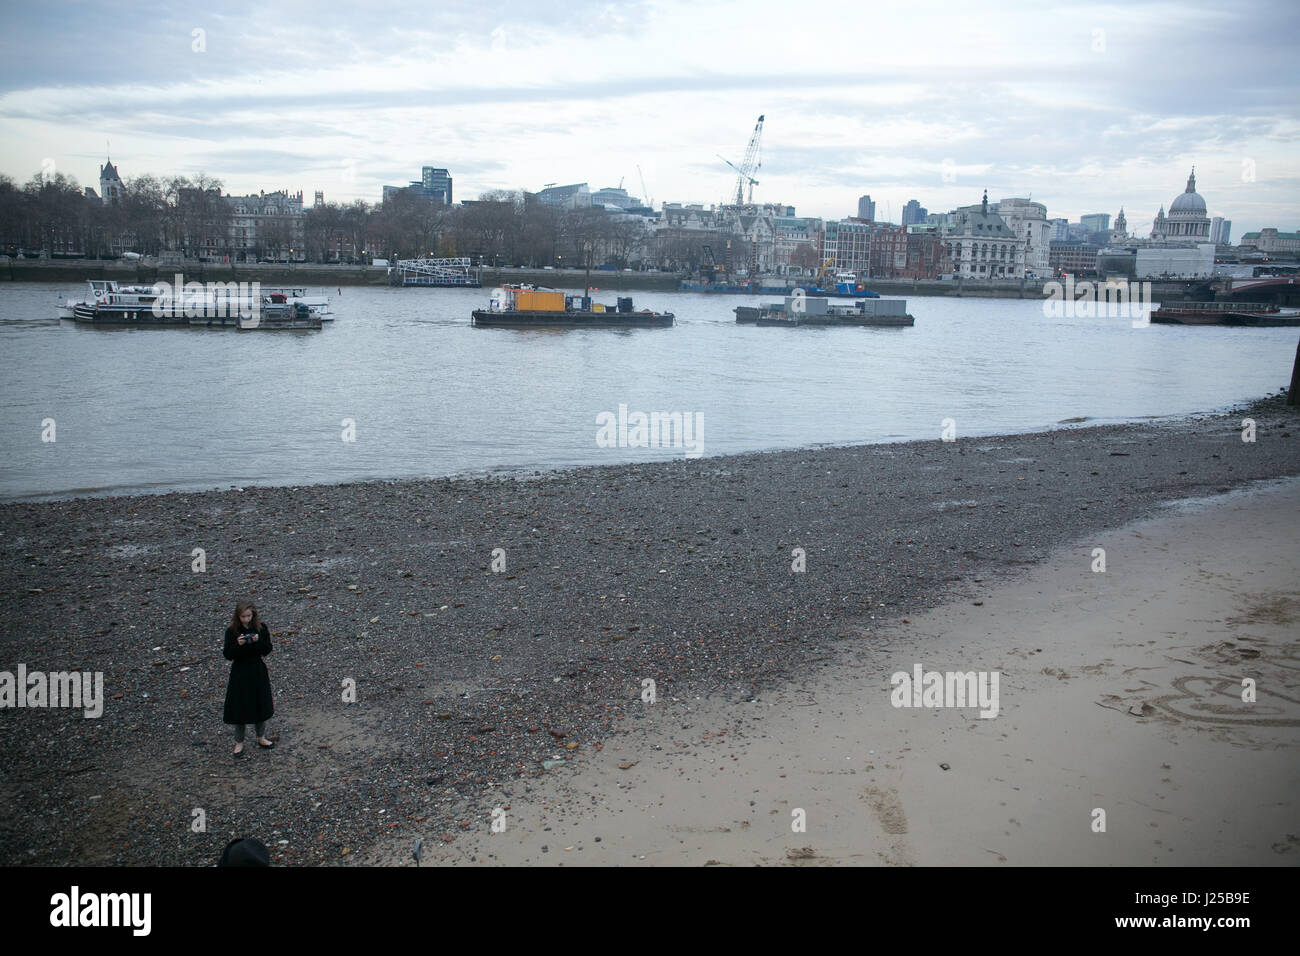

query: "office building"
left=901, top=199, right=928, bottom=227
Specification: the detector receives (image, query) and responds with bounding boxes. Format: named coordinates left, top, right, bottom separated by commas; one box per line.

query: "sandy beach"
left=1, top=396, right=1297, bottom=866
left=386, top=476, right=1299, bottom=866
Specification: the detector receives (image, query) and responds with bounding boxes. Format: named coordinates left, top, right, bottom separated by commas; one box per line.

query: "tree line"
left=0, top=169, right=661, bottom=268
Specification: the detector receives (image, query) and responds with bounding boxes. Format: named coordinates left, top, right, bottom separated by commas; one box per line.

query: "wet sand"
left=389, top=477, right=1299, bottom=865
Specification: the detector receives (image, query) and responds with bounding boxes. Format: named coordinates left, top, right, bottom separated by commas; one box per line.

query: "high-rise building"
left=421, top=167, right=453, bottom=204
left=1209, top=217, right=1232, bottom=245
left=1080, top=213, right=1111, bottom=235
left=1048, top=218, right=1071, bottom=241
left=383, top=167, right=454, bottom=205
left=901, top=199, right=928, bottom=227
left=857, top=195, right=875, bottom=221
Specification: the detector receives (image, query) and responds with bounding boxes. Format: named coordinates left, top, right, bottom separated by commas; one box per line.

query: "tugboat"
left=735, top=294, right=913, bottom=327
left=794, top=271, right=881, bottom=298
left=472, top=284, right=674, bottom=328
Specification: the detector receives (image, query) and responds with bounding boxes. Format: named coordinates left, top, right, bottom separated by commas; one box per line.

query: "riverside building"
left=942, top=192, right=1026, bottom=279
left=993, top=198, right=1052, bottom=277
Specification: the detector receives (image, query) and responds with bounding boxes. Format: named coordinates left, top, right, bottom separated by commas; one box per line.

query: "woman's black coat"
left=223, top=622, right=274, bottom=725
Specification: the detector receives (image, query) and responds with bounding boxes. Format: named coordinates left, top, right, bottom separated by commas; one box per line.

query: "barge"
left=1151, top=301, right=1300, bottom=326
left=735, top=294, right=913, bottom=327
left=472, top=285, right=674, bottom=328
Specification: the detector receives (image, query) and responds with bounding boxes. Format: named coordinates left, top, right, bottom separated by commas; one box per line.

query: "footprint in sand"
left=862, top=786, right=909, bottom=834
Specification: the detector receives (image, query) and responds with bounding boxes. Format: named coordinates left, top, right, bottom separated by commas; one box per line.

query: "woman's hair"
left=229, top=601, right=260, bottom=633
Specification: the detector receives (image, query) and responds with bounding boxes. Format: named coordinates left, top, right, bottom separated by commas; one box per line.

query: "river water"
left=0, top=282, right=1293, bottom=501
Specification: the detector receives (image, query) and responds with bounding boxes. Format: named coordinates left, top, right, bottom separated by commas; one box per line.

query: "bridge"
left=1213, top=275, right=1300, bottom=305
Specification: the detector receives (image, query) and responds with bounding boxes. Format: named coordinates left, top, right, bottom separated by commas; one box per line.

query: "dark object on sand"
left=219, top=838, right=271, bottom=866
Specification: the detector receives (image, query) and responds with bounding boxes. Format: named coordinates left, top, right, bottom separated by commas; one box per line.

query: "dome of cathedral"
left=1169, top=169, right=1206, bottom=217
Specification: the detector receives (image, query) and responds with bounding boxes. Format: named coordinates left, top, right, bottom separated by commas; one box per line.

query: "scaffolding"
left=390, top=257, right=480, bottom=287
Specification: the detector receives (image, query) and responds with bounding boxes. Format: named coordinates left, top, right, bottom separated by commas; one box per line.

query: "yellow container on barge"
left=515, top=290, right=566, bottom=312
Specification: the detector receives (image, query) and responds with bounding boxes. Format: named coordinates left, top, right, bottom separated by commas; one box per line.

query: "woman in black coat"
left=223, top=601, right=274, bottom=756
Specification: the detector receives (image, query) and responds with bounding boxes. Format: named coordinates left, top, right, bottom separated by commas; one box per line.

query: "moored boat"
left=735, top=295, right=913, bottom=327
left=472, top=285, right=674, bottom=328
left=1151, top=301, right=1290, bottom=325
left=794, top=272, right=881, bottom=298
left=1221, top=309, right=1300, bottom=327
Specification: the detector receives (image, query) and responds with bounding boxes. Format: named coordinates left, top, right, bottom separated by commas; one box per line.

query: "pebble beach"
left=1, top=395, right=1297, bottom=866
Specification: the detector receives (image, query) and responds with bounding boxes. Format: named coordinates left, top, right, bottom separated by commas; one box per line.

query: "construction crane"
left=701, top=243, right=719, bottom=281
left=717, top=156, right=756, bottom=203
left=719, top=114, right=764, bottom=206
left=636, top=165, right=652, bottom=210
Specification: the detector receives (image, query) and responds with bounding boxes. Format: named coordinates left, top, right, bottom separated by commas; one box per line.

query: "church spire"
left=1186, top=167, right=1196, bottom=193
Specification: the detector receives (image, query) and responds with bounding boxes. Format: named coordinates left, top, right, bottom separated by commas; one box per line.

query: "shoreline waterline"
left=0, top=402, right=1267, bottom=505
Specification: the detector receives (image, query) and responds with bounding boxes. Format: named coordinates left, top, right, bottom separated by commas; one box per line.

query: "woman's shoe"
left=257, top=739, right=274, bottom=749
left=234, top=744, right=244, bottom=757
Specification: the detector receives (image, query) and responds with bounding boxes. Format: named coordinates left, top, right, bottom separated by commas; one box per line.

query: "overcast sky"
left=1, top=0, right=1296, bottom=236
